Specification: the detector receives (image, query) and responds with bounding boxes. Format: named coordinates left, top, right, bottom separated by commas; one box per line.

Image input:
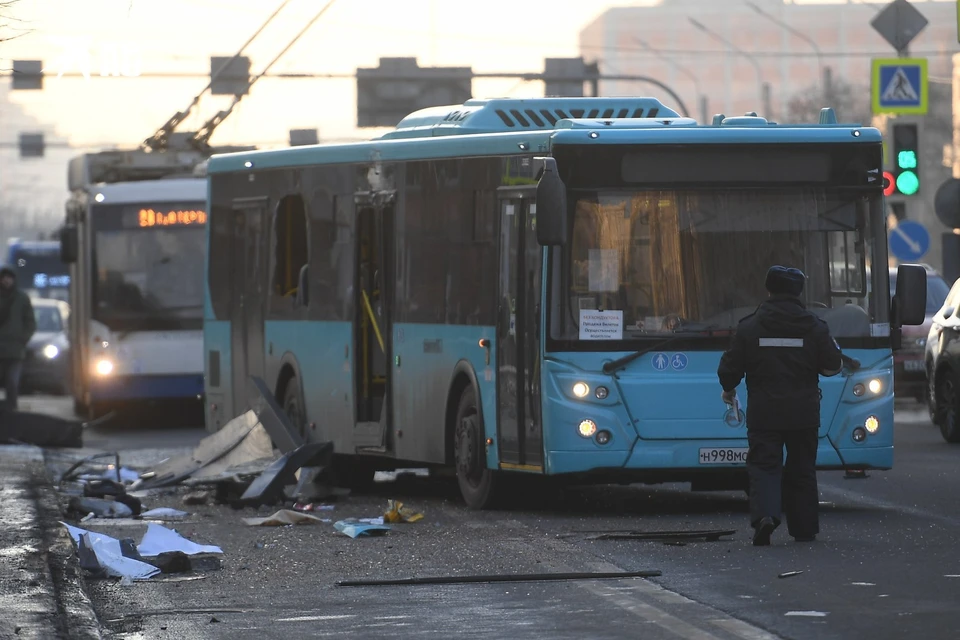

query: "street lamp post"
left=635, top=38, right=707, bottom=123
left=688, top=17, right=771, bottom=119
left=746, top=1, right=825, bottom=98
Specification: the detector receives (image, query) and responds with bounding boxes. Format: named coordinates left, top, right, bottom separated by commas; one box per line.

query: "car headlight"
left=94, top=359, right=114, bottom=376
left=42, top=344, right=59, bottom=359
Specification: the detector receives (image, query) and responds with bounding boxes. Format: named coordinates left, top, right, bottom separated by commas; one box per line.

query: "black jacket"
left=717, top=295, right=843, bottom=431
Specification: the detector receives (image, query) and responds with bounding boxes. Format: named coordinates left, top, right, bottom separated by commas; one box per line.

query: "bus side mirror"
left=59, top=225, right=78, bottom=264
left=535, top=157, right=569, bottom=246
left=891, top=263, right=926, bottom=328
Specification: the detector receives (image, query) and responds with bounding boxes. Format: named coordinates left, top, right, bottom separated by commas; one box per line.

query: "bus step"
left=354, top=420, right=384, bottom=449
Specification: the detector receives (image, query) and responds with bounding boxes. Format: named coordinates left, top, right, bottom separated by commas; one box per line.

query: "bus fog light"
left=595, top=430, right=611, bottom=445
left=595, top=386, right=609, bottom=399
left=578, top=419, right=597, bottom=438
left=864, top=415, right=880, bottom=434
left=572, top=382, right=589, bottom=398
left=95, top=359, right=114, bottom=376
left=852, top=427, right=867, bottom=442
left=853, top=383, right=865, bottom=397
left=868, top=379, right=882, bottom=394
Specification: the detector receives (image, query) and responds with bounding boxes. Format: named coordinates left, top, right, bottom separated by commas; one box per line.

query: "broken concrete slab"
left=238, top=442, right=333, bottom=507
left=136, top=411, right=260, bottom=489
left=248, top=376, right=303, bottom=454
left=0, top=410, right=83, bottom=447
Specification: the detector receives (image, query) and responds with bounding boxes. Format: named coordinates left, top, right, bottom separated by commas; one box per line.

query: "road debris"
left=74, top=531, right=160, bottom=581
left=0, top=409, right=83, bottom=447
left=239, top=442, right=333, bottom=507
left=583, top=529, right=736, bottom=542
left=141, top=508, right=189, bottom=519
left=243, top=509, right=330, bottom=526
left=68, top=496, right=134, bottom=519
left=138, top=523, right=222, bottom=557
left=334, top=520, right=392, bottom=538
left=337, top=570, right=663, bottom=587
left=778, top=571, right=803, bottom=579
left=383, top=500, right=423, bottom=524
left=292, top=503, right=335, bottom=513
left=183, top=491, right=210, bottom=506
left=785, top=611, right=829, bottom=617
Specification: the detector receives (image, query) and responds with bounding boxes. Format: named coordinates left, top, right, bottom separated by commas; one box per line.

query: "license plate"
left=698, top=447, right=748, bottom=465
left=903, top=360, right=924, bottom=372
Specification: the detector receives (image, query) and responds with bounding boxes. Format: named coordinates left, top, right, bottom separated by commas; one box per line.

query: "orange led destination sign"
left=138, top=208, right=207, bottom=227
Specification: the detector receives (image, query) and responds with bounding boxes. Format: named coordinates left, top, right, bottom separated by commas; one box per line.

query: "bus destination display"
left=135, top=208, right=207, bottom=228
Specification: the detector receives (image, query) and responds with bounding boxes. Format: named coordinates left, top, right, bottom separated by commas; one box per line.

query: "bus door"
left=353, top=191, right=395, bottom=452
left=496, top=190, right=543, bottom=469
left=230, top=198, right=268, bottom=417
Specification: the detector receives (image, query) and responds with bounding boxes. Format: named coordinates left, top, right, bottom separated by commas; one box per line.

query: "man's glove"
left=721, top=390, right=737, bottom=405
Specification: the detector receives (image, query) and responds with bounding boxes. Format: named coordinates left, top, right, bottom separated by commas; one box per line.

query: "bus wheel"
left=281, top=375, right=306, bottom=440
left=454, top=387, right=498, bottom=510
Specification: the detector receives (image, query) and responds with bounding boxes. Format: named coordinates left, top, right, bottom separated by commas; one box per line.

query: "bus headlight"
left=578, top=419, right=597, bottom=438
left=864, top=415, right=880, bottom=434
left=572, top=382, right=590, bottom=398
left=95, top=359, right=114, bottom=376
left=42, top=344, right=59, bottom=359
left=868, top=379, right=882, bottom=394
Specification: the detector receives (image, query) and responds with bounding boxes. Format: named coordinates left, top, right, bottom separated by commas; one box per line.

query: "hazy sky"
left=0, top=0, right=954, bottom=149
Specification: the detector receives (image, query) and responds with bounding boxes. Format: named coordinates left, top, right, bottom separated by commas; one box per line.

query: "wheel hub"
left=456, top=413, right=481, bottom=484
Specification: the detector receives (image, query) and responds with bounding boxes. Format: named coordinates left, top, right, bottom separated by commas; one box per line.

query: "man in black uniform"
left=717, top=266, right=843, bottom=546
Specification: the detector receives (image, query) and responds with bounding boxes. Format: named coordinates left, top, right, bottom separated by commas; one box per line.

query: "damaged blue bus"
left=202, top=97, right=926, bottom=508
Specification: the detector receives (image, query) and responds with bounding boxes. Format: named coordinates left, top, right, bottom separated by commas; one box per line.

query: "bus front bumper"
left=89, top=374, right=204, bottom=402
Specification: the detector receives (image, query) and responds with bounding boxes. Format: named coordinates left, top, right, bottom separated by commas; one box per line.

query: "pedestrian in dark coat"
left=0, top=266, right=37, bottom=411
left=717, top=266, right=842, bottom=546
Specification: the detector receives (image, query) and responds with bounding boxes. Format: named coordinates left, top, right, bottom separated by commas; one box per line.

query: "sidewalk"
left=0, top=445, right=101, bottom=640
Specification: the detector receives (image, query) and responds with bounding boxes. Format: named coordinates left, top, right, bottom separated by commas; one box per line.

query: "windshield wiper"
left=601, top=325, right=723, bottom=375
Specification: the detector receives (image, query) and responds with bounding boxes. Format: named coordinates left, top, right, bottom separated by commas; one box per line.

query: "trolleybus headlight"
left=42, top=344, right=59, bottom=359
left=852, top=427, right=867, bottom=442
left=595, top=430, right=611, bottom=445
left=868, top=379, right=882, bottom=394
left=864, top=415, right=880, bottom=434
left=578, top=419, right=597, bottom=438
left=572, top=382, right=590, bottom=398
left=94, top=359, right=114, bottom=376
left=595, top=386, right=609, bottom=400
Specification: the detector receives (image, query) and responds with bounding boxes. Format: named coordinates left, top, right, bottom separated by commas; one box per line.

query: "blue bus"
left=6, top=239, right=71, bottom=301
left=203, top=98, right=926, bottom=508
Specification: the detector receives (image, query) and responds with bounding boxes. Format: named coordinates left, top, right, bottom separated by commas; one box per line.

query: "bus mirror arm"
left=60, top=225, right=78, bottom=264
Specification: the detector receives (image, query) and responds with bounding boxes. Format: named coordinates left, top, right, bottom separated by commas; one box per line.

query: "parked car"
left=923, top=276, right=960, bottom=442
left=21, top=298, right=71, bottom=395
left=893, top=266, right=949, bottom=401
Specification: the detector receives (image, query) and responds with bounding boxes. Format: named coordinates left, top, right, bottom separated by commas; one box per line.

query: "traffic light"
left=892, top=123, right=920, bottom=196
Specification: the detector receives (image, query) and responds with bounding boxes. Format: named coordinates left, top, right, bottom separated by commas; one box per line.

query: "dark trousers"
left=746, top=427, right=819, bottom=538
left=0, top=358, right=23, bottom=412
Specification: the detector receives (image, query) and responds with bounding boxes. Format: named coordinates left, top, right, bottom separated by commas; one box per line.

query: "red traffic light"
left=883, top=170, right=896, bottom=197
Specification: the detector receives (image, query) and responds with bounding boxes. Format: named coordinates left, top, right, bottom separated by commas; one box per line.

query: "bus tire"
left=937, top=370, right=960, bottom=443
left=454, top=386, right=498, bottom=510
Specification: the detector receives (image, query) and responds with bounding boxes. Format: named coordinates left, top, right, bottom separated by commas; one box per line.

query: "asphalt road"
left=39, top=397, right=960, bottom=640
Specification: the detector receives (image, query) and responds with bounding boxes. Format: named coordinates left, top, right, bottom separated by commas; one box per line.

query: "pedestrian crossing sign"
left=871, top=58, right=928, bottom=115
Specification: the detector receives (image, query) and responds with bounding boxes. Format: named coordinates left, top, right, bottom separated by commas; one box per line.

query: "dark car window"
left=34, top=306, right=63, bottom=332
left=890, top=273, right=950, bottom=315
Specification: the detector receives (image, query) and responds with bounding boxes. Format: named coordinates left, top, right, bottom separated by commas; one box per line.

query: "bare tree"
left=0, top=0, right=27, bottom=44
left=785, top=73, right=873, bottom=126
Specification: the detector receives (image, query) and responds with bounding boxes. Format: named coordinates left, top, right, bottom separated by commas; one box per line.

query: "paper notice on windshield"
left=579, top=309, right=623, bottom=340
left=588, top=249, right=620, bottom=292
left=870, top=323, right=890, bottom=337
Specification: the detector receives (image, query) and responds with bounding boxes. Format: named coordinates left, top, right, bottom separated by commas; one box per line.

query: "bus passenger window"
left=274, top=194, right=309, bottom=299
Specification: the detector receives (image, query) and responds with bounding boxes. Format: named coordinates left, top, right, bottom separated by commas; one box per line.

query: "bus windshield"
left=549, top=188, right=886, bottom=344
left=91, top=202, right=206, bottom=331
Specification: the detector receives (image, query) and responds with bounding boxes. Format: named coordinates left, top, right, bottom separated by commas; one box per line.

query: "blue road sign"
left=871, top=58, right=928, bottom=115
left=888, top=220, right=930, bottom=261
left=671, top=353, right=688, bottom=371
left=652, top=352, right=669, bottom=371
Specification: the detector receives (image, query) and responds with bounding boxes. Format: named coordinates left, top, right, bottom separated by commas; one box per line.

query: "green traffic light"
left=897, top=150, right=918, bottom=170
left=896, top=170, right=919, bottom=195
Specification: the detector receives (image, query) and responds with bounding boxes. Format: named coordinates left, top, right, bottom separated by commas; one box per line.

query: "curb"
left=0, top=446, right=102, bottom=639
left=35, top=452, right=104, bottom=640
